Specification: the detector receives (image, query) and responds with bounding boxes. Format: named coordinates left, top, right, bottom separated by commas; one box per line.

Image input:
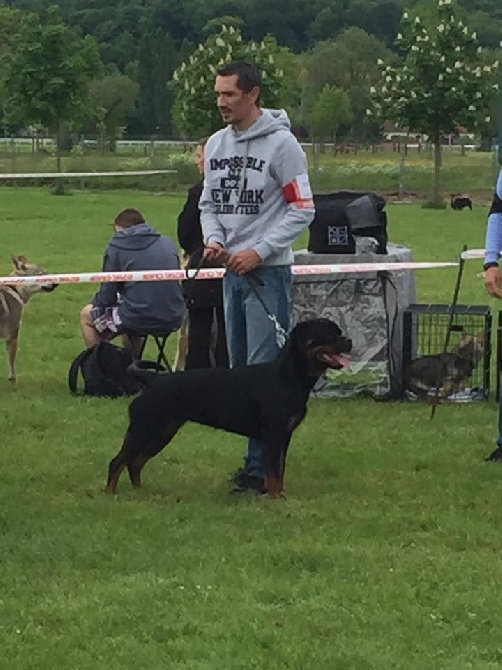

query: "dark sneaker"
left=231, top=473, right=266, bottom=494
left=485, top=447, right=502, bottom=462
left=229, top=467, right=248, bottom=483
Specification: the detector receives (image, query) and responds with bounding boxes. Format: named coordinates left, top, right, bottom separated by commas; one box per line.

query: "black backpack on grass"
left=68, top=342, right=142, bottom=398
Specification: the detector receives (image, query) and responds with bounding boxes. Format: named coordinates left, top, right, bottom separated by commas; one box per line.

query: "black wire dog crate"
left=402, top=304, right=491, bottom=401
left=495, top=311, right=502, bottom=401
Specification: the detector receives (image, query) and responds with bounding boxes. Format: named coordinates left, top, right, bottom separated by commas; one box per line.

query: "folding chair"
left=126, top=330, right=177, bottom=373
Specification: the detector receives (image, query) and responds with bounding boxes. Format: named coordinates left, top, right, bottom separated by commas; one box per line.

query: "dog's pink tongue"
left=333, top=354, right=350, bottom=368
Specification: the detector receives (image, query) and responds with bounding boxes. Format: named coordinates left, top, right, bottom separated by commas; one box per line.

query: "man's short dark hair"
left=217, top=60, right=262, bottom=103
left=114, top=208, right=145, bottom=228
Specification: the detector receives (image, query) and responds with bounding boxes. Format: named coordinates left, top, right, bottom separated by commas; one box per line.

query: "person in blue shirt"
left=483, top=168, right=502, bottom=461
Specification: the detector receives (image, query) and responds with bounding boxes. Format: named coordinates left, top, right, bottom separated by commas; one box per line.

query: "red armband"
left=282, top=174, right=314, bottom=209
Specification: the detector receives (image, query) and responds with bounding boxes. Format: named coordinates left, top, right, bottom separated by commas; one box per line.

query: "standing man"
left=484, top=168, right=502, bottom=461
left=200, top=60, right=315, bottom=493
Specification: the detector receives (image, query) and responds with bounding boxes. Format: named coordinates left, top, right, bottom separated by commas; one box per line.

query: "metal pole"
left=430, top=245, right=468, bottom=420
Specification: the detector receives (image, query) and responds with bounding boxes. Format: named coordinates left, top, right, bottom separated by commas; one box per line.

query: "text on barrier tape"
left=0, top=261, right=459, bottom=287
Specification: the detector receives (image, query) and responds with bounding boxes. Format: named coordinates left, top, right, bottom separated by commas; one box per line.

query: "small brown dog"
left=0, top=255, right=57, bottom=381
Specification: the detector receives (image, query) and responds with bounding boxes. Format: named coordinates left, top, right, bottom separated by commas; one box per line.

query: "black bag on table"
left=308, top=190, right=388, bottom=255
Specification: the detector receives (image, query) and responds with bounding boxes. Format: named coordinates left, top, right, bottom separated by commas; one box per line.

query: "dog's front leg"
left=6, top=334, right=18, bottom=382
left=439, top=379, right=458, bottom=399
left=173, top=313, right=189, bottom=371
left=263, top=436, right=291, bottom=498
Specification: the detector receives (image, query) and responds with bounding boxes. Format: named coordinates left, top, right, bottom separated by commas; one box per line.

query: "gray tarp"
left=291, top=243, right=416, bottom=398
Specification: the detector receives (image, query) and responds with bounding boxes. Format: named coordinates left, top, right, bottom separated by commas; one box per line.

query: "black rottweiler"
left=105, top=318, right=352, bottom=497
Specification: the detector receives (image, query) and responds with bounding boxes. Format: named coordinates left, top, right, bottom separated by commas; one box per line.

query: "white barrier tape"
left=0, top=261, right=458, bottom=287
left=461, top=249, right=486, bottom=260
left=0, top=170, right=177, bottom=179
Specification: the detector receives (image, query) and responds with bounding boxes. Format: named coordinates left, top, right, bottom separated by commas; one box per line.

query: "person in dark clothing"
left=80, top=207, right=185, bottom=351
left=177, top=139, right=228, bottom=370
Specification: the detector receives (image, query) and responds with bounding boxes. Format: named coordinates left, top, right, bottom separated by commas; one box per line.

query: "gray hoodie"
left=200, top=109, right=315, bottom=266
left=92, top=223, right=186, bottom=332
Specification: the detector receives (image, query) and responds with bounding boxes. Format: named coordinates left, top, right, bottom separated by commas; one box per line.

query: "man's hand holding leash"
left=204, top=242, right=229, bottom=265
left=204, top=243, right=261, bottom=274
left=226, top=249, right=261, bottom=274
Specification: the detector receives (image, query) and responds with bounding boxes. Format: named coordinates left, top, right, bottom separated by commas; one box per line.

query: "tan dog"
left=405, top=331, right=485, bottom=398
left=0, top=255, right=57, bottom=381
left=173, top=312, right=189, bottom=371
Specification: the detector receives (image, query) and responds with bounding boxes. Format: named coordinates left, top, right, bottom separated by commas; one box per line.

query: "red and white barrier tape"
left=461, top=249, right=485, bottom=260
left=0, top=261, right=459, bottom=287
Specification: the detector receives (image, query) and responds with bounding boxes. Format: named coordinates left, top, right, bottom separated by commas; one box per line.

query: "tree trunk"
left=56, top=126, right=62, bottom=173
left=52, top=123, right=66, bottom=195
left=433, top=133, right=442, bottom=203
left=311, top=140, right=320, bottom=191
left=99, top=123, right=106, bottom=155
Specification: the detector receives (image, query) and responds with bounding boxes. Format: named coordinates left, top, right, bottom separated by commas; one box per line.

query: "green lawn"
left=1, top=187, right=502, bottom=669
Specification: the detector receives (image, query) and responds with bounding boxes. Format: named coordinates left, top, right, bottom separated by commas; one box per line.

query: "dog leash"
left=430, top=244, right=468, bottom=420
left=241, top=273, right=288, bottom=349
left=187, top=245, right=288, bottom=349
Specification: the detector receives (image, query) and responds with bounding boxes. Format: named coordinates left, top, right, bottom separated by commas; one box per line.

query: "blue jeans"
left=223, top=266, right=293, bottom=477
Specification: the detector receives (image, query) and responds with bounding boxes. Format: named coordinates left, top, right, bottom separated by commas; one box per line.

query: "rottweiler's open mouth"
left=318, top=350, right=351, bottom=369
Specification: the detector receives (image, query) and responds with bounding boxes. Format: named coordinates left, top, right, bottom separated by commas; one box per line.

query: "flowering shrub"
left=171, top=26, right=284, bottom=137
left=368, top=0, right=498, bottom=139
left=367, top=0, right=499, bottom=202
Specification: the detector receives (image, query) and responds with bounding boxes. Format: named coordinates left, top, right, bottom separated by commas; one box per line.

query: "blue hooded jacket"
left=92, top=222, right=186, bottom=332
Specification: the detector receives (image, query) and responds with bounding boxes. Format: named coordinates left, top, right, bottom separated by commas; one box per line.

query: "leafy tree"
left=5, top=6, right=102, bottom=168
left=0, top=6, right=28, bottom=133
left=272, top=44, right=304, bottom=126
left=369, top=0, right=499, bottom=204
left=241, top=0, right=315, bottom=51
left=89, top=74, right=138, bottom=151
left=202, top=15, right=244, bottom=35
left=348, top=0, right=403, bottom=46
left=3, top=0, right=502, bottom=140
left=137, top=26, right=178, bottom=135
left=307, top=1, right=347, bottom=43
left=304, top=28, right=394, bottom=140
left=171, top=25, right=284, bottom=137
left=307, top=84, right=352, bottom=141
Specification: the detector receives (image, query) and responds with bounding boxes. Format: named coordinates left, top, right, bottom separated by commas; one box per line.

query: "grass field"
left=2, top=187, right=502, bottom=669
